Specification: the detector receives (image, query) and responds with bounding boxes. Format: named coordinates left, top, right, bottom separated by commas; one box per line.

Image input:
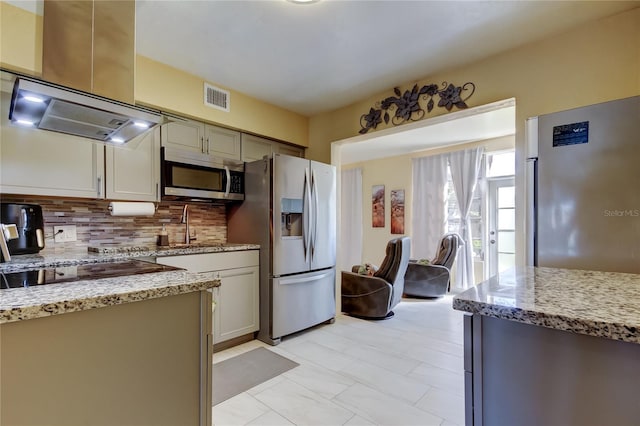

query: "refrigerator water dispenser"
left=281, top=198, right=303, bottom=237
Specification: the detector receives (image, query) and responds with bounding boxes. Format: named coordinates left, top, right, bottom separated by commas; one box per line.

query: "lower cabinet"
left=215, top=265, right=259, bottom=343
left=0, top=291, right=211, bottom=426
left=156, top=250, right=259, bottom=347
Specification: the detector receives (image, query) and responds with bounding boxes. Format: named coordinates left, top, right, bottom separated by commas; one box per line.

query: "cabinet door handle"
left=206, top=138, right=210, bottom=155
left=97, top=177, right=102, bottom=198
left=156, top=182, right=159, bottom=200
left=201, top=136, right=205, bottom=153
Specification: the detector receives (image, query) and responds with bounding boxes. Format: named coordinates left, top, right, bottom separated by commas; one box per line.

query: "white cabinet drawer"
left=158, top=250, right=259, bottom=272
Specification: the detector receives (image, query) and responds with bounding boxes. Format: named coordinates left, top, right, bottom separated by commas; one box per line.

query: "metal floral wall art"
left=359, top=81, right=475, bottom=134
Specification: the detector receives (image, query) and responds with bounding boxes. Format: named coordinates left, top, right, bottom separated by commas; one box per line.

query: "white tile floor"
left=213, top=296, right=465, bottom=426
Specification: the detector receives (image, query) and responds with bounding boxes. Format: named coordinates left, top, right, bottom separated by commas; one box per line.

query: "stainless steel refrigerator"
left=526, top=95, right=640, bottom=273
left=228, top=154, right=336, bottom=345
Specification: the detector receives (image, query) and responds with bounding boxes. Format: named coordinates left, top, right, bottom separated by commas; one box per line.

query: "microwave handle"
left=224, top=166, right=231, bottom=198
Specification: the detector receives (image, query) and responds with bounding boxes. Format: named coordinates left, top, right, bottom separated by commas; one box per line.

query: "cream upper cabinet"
left=161, top=119, right=205, bottom=153
left=105, top=127, right=161, bottom=202
left=241, top=134, right=273, bottom=162
left=205, top=125, right=241, bottom=161
left=241, top=133, right=305, bottom=162
left=161, top=119, right=241, bottom=161
left=0, top=89, right=105, bottom=198
left=274, top=142, right=304, bottom=158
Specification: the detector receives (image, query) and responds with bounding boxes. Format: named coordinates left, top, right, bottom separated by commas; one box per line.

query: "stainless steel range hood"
left=8, top=77, right=162, bottom=145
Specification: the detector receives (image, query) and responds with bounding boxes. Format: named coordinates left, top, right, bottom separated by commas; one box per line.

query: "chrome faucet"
left=181, top=204, right=195, bottom=244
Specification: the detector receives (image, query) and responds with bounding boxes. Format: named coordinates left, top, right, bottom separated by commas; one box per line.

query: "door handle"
left=280, top=272, right=331, bottom=285
left=311, top=170, right=318, bottom=258
left=224, top=166, right=231, bottom=198
left=303, top=168, right=311, bottom=260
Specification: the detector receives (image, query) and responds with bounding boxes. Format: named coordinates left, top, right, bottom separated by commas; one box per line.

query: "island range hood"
left=8, top=77, right=162, bottom=145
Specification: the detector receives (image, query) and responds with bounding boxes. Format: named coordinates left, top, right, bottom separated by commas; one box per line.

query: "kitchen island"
left=0, top=246, right=242, bottom=426
left=453, top=266, right=640, bottom=426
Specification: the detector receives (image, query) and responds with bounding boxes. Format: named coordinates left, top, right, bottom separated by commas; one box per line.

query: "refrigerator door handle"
left=279, top=271, right=332, bottom=285
left=526, top=158, right=537, bottom=266
left=311, top=169, right=319, bottom=259
left=303, top=167, right=312, bottom=261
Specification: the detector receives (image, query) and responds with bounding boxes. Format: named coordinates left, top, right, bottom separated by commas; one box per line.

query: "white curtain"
left=448, top=147, right=484, bottom=290
left=411, top=154, right=448, bottom=260
left=340, top=168, right=363, bottom=271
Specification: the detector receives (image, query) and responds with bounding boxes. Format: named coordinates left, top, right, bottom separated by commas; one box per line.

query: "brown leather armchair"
left=341, top=237, right=411, bottom=319
left=404, top=233, right=462, bottom=298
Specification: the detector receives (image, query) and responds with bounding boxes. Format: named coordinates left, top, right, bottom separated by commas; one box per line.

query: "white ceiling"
left=10, top=1, right=636, bottom=117
left=6, top=0, right=636, bottom=161
left=133, top=0, right=636, bottom=117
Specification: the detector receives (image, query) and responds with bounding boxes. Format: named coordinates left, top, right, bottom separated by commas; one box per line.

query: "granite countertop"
left=0, top=243, right=258, bottom=324
left=453, top=266, right=640, bottom=344
left=0, top=269, right=220, bottom=324
left=0, top=243, right=260, bottom=273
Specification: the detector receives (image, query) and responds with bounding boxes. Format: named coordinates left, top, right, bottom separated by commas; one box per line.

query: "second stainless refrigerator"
left=526, top=95, right=640, bottom=273
left=228, top=154, right=336, bottom=345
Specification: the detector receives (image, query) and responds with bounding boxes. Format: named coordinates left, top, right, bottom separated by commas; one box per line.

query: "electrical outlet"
left=53, top=225, right=77, bottom=243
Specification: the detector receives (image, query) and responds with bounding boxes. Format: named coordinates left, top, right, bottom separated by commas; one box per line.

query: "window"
left=445, top=150, right=515, bottom=279
left=487, top=151, right=515, bottom=178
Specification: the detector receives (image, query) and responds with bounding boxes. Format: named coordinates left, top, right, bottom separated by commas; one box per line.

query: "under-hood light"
left=23, top=95, right=46, bottom=103
left=110, top=137, right=125, bottom=144
left=15, top=119, right=35, bottom=126
left=133, top=121, right=150, bottom=129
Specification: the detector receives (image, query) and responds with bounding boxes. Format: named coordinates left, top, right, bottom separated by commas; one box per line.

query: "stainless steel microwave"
left=161, top=148, right=244, bottom=202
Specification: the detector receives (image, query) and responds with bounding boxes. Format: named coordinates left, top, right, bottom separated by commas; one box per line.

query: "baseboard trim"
left=213, top=333, right=256, bottom=353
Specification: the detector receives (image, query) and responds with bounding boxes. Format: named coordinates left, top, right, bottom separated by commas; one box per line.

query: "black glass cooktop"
left=0, top=260, right=182, bottom=289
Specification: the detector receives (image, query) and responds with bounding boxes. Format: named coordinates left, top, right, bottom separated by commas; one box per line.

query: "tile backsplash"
left=0, top=195, right=227, bottom=249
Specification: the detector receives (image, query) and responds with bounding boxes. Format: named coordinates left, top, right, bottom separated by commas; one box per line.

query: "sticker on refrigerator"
left=552, top=121, right=589, bottom=147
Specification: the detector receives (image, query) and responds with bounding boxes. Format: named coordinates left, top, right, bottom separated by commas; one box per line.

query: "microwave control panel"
left=229, top=173, right=243, bottom=194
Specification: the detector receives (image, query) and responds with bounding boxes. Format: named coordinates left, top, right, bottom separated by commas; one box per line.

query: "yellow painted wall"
left=315, top=7, right=640, bottom=267
left=0, top=2, right=42, bottom=75
left=342, top=136, right=514, bottom=266
left=135, top=56, right=308, bottom=146
left=344, top=155, right=412, bottom=267
left=0, top=2, right=308, bottom=146
left=309, top=8, right=640, bottom=163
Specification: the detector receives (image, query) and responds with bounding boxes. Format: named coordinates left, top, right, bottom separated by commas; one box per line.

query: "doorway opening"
left=332, top=99, right=516, bottom=288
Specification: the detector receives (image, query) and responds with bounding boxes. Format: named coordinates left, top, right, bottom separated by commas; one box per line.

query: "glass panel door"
left=488, top=177, right=515, bottom=277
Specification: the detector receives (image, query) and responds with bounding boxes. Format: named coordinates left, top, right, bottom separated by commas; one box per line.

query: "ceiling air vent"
left=204, top=82, right=230, bottom=112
